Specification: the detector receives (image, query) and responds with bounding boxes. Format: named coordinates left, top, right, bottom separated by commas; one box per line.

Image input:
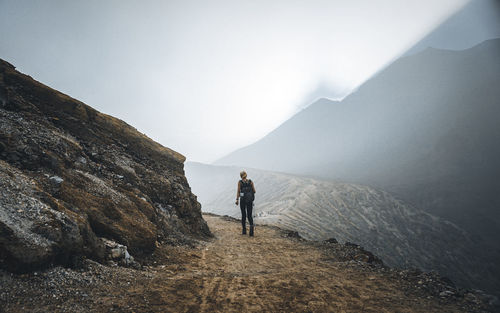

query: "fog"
left=0, top=0, right=469, bottom=162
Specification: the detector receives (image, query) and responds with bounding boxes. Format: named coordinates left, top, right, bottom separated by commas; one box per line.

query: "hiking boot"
left=249, top=225, right=254, bottom=237
left=242, top=227, right=246, bottom=235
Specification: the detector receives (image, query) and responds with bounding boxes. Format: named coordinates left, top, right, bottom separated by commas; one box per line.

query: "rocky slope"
left=0, top=59, right=210, bottom=273
left=186, top=162, right=496, bottom=296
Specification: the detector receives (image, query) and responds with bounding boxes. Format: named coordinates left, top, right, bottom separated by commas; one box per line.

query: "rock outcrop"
left=0, top=59, right=211, bottom=272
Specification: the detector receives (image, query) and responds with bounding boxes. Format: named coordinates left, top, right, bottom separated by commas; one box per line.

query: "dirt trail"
left=135, top=215, right=470, bottom=313
left=1, top=214, right=482, bottom=312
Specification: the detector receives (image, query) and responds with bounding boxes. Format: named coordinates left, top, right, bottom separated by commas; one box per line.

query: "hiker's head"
left=240, top=171, right=247, bottom=179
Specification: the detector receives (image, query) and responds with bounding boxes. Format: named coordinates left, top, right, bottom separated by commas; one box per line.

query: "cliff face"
left=0, top=59, right=211, bottom=272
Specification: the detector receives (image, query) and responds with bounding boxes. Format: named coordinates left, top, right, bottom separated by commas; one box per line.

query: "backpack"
left=240, top=179, right=255, bottom=202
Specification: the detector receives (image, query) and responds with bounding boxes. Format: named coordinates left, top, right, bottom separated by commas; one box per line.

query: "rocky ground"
left=0, top=214, right=494, bottom=313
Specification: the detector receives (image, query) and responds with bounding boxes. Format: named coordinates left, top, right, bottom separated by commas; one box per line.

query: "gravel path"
left=0, top=214, right=488, bottom=312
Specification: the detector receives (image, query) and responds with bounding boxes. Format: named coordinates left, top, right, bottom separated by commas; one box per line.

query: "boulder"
left=0, top=160, right=105, bottom=272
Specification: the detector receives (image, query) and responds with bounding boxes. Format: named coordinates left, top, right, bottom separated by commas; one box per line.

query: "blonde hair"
left=240, top=171, right=247, bottom=179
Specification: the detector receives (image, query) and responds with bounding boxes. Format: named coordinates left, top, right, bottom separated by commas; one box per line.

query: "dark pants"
left=240, top=200, right=253, bottom=228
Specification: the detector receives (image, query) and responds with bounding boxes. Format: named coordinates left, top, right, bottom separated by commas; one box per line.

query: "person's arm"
left=251, top=181, right=256, bottom=193
left=235, top=181, right=241, bottom=205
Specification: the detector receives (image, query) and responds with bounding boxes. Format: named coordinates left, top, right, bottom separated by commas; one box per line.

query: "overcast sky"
left=0, top=0, right=472, bottom=162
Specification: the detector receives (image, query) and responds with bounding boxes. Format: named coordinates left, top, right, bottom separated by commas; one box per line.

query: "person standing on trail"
left=235, top=171, right=256, bottom=236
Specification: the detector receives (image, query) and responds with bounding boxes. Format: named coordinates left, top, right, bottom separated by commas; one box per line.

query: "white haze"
left=0, top=0, right=468, bottom=162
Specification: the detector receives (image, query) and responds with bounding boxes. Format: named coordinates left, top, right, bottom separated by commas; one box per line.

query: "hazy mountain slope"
left=185, top=162, right=497, bottom=293
left=404, top=0, right=500, bottom=55
left=215, top=38, right=500, bottom=243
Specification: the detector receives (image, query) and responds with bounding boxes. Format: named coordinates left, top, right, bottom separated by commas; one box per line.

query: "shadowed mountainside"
left=0, top=59, right=210, bottom=273
left=186, top=162, right=497, bottom=294
left=215, top=39, right=500, bottom=233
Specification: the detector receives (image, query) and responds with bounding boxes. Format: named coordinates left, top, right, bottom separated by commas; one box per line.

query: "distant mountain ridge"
left=404, top=0, right=500, bottom=56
